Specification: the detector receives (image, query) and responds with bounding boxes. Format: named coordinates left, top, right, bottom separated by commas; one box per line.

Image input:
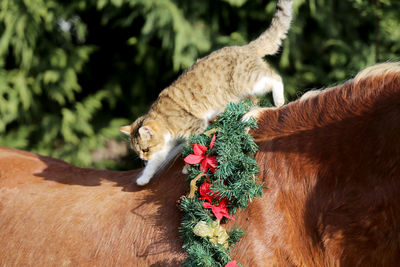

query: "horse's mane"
left=253, top=62, right=400, bottom=142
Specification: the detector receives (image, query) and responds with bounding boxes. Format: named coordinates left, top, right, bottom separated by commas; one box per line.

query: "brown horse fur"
left=0, top=148, right=186, bottom=266
left=1, top=62, right=400, bottom=266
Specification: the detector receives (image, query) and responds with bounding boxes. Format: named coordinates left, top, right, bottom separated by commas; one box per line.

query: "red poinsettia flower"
left=184, top=134, right=217, bottom=173
left=199, top=181, right=220, bottom=202
left=203, top=198, right=235, bottom=221
left=225, top=260, right=239, bottom=267
left=199, top=181, right=234, bottom=220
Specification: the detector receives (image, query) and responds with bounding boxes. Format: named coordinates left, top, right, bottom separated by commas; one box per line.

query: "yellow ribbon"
left=187, top=173, right=206, bottom=198
left=193, top=220, right=229, bottom=248
left=203, top=128, right=220, bottom=137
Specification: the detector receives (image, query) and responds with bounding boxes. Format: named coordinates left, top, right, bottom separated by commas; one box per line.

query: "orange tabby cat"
left=121, top=0, right=293, bottom=185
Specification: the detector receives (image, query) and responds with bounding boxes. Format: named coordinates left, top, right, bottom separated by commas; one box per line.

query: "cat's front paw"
left=242, top=107, right=269, bottom=122
left=136, top=175, right=151, bottom=186
left=242, top=107, right=274, bottom=133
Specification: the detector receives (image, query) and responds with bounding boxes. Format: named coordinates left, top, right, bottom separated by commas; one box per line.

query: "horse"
left=1, top=62, right=399, bottom=266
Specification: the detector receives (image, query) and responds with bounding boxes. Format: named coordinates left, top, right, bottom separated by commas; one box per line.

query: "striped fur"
left=122, top=0, right=293, bottom=185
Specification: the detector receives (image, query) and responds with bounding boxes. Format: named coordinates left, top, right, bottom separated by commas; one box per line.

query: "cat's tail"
left=246, top=0, right=293, bottom=57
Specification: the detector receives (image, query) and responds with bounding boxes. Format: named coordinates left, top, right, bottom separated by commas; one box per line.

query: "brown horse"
left=1, top=62, right=399, bottom=266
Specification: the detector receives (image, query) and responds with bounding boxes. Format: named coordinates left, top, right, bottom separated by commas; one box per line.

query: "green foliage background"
left=0, top=0, right=399, bottom=169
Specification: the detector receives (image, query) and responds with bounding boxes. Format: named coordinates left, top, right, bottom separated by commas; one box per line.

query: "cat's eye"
left=142, top=148, right=149, bottom=153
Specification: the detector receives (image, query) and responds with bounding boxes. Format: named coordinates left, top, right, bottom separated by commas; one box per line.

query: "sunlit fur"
left=128, top=116, right=166, bottom=160
left=0, top=147, right=186, bottom=266
left=123, top=0, right=293, bottom=185
left=232, top=62, right=400, bottom=265
left=1, top=63, right=399, bottom=266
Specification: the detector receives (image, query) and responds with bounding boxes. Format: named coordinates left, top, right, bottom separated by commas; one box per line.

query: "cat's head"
left=120, top=118, right=165, bottom=161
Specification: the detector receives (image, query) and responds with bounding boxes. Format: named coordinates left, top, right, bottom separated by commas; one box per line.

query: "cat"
left=120, top=0, right=293, bottom=186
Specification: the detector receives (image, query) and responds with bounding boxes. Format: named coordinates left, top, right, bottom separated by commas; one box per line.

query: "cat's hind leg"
left=252, top=73, right=285, bottom=107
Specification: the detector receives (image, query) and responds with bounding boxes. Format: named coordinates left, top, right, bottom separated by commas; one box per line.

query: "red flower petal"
left=210, top=205, right=225, bottom=220
left=199, top=182, right=213, bottom=202
left=225, top=260, right=238, bottom=267
left=218, top=198, right=228, bottom=207
left=199, top=156, right=217, bottom=173
left=202, top=202, right=213, bottom=209
left=192, top=144, right=207, bottom=155
left=219, top=199, right=235, bottom=220
left=223, top=210, right=235, bottom=221
left=184, top=154, right=205, bottom=165
left=200, top=159, right=209, bottom=172
left=202, top=198, right=235, bottom=221
left=209, top=134, right=216, bottom=150
left=199, top=181, right=221, bottom=202
left=205, top=156, right=217, bottom=167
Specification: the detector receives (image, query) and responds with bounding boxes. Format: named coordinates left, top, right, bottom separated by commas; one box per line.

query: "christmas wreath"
left=179, top=102, right=264, bottom=267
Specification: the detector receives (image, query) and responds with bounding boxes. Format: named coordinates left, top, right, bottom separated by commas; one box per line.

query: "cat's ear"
left=120, top=125, right=131, bottom=136
left=138, top=126, right=154, bottom=140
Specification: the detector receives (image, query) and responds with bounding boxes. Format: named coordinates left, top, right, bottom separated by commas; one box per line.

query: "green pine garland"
left=179, top=102, right=264, bottom=267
